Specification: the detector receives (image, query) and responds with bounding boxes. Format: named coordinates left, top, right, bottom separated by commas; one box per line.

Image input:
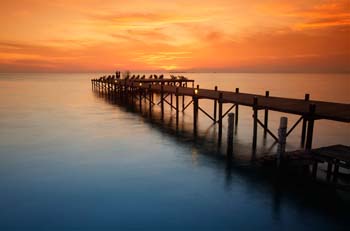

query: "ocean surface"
left=0, top=72, right=349, bottom=230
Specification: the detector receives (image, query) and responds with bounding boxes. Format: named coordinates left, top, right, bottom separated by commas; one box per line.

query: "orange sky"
left=0, top=0, right=349, bottom=72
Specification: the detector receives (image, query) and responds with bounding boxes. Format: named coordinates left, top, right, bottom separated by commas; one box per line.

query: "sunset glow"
left=0, top=0, right=349, bottom=72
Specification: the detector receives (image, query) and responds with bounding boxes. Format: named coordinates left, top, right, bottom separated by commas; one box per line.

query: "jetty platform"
left=91, top=72, right=350, bottom=184
left=91, top=73, right=350, bottom=151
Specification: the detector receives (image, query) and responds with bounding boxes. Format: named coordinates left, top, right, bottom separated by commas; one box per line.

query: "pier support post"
left=252, top=97, right=258, bottom=151
left=119, top=81, right=123, bottom=100
left=161, top=82, right=164, bottom=120
left=227, top=113, right=235, bottom=157
left=213, top=86, right=218, bottom=123
left=277, top=117, right=288, bottom=167
left=218, top=93, right=223, bottom=144
left=139, top=85, right=142, bottom=112
left=182, top=93, right=185, bottom=112
left=301, top=94, right=310, bottom=146
left=193, top=90, right=199, bottom=135
left=124, top=81, right=128, bottom=104
left=305, top=104, right=316, bottom=151
left=176, top=87, right=179, bottom=126
left=235, top=88, right=239, bottom=126
left=170, top=92, right=173, bottom=110
left=264, top=91, right=269, bottom=137
left=148, top=84, right=152, bottom=118
left=131, top=83, right=135, bottom=103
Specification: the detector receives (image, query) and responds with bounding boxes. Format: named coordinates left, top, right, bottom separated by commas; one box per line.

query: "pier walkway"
left=91, top=73, right=350, bottom=153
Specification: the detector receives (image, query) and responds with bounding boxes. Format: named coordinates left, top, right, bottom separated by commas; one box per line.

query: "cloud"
left=283, top=0, right=350, bottom=30
left=0, top=0, right=349, bottom=72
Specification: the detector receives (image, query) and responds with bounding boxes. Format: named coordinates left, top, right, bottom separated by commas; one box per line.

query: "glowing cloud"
left=0, top=0, right=349, bottom=72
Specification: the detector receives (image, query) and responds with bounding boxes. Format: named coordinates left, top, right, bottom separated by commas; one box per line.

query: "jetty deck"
left=91, top=74, right=350, bottom=153
left=133, top=82, right=350, bottom=122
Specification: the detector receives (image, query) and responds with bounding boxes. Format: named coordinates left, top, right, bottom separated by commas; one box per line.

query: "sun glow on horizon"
left=0, top=0, right=349, bottom=73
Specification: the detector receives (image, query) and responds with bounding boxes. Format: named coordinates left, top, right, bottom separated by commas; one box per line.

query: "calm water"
left=0, top=73, right=349, bottom=230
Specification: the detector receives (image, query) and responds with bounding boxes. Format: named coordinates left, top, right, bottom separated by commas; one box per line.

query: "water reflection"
left=0, top=73, right=349, bottom=230
left=91, top=84, right=350, bottom=229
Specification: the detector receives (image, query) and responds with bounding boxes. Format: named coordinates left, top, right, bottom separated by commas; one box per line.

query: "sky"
left=0, top=0, right=349, bottom=73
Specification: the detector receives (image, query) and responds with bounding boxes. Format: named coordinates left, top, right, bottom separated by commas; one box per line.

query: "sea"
left=0, top=72, right=349, bottom=230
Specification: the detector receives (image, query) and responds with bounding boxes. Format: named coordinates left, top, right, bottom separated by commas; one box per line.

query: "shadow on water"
left=94, top=89, right=350, bottom=227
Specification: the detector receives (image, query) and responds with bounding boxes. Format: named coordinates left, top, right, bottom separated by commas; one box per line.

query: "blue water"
left=0, top=73, right=349, bottom=230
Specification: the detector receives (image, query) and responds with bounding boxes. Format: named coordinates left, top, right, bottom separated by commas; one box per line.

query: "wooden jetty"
left=91, top=72, right=350, bottom=153
left=91, top=72, right=350, bottom=185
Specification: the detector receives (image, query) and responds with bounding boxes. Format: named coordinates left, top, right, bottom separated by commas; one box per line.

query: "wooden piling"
left=176, top=87, right=179, bottom=125
left=218, top=92, right=223, bottom=143
left=193, top=88, right=199, bottom=134
left=148, top=84, right=152, bottom=118
left=306, top=103, right=316, bottom=151
left=214, top=86, right=218, bottom=123
left=277, top=117, right=288, bottom=167
left=301, top=93, right=310, bottom=146
left=139, top=84, right=142, bottom=111
left=131, top=83, right=135, bottom=102
left=252, top=97, right=258, bottom=151
left=182, top=95, right=185, bottom=112
left=161, top=82, right=164, bottom=120
left=333, top=160, right=340, bottom=183
left=227, top=113, right=235, bottom=157
left=235, top=88, right=239, bottom=126
left=170, top=92, right=173, bottom=110
left=264, top=91, right=269, bottom=137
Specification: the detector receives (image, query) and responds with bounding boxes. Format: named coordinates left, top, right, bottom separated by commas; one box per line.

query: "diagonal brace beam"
left=163, top=98, right=177, bottom=110
left=156, top=93, right=170, bottom=105
left=182, top=99, right=193, bottom=112
left=286, top=116, right=303, bottom=137
left=222, top=104, right=236, bottom=119
left=257, top=118, right=279, bottom=142
left=198, top=106, right=215, bottom=122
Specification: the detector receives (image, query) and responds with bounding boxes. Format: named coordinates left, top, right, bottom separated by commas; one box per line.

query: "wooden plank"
left=312, top=145, right=350, bottom=162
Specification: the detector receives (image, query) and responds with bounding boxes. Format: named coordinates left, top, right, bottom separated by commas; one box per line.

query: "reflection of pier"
left=91, top=73, right=350, bottom=186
